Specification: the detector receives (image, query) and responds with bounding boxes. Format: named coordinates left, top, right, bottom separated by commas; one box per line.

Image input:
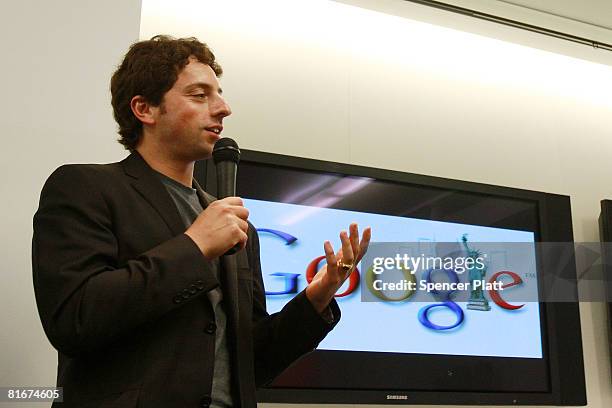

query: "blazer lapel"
left=219, top=251, right=248, bottom=401
left=192, top=178, right=216, bottom=209
left=121, top=152, right=186, bottom=237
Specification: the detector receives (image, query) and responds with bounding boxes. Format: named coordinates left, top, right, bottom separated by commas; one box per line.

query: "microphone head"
left=212, top=137, right=241, bottom=164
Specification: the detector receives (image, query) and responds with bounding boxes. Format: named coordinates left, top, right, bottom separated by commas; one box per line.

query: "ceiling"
left=497, top=0, right=612, bottom=31
left=333, top=0, right=612, bottom=65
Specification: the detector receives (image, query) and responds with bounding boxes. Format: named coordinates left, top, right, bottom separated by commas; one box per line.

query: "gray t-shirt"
left=158, top=172, right=233, bottom=408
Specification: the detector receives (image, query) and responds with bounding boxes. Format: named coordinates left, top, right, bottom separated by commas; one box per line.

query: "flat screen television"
left=196, top=150, right=586, bottom=405
left=598, top=199, right=612, bottom=384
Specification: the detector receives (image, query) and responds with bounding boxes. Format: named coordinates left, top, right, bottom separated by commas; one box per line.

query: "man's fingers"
left=349, top=223, right=359, bottom=259
left=323, top=225, right=371, bottom=275
left=356, top=226, right=372, bottom=263
left=340, top=231, right=354, bottom=264
left=217, top=196, right=244, bottom=206
left=232, top=206, right=250, bottom=220
left=237, top=218, right=249, bottom=234
left=237, top=229, right=249, bottom=250
left=324, top=241, right=337, bottom=269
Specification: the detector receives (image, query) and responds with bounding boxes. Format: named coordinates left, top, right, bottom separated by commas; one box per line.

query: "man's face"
left=153, top=57, right=231, bottom=161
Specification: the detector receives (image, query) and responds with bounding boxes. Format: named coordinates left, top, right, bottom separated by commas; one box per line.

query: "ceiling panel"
left=498, top=0, right=612, bottom=30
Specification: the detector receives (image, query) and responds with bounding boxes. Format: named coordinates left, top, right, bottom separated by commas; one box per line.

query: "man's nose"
left=211, top=95, right=232, bottom=118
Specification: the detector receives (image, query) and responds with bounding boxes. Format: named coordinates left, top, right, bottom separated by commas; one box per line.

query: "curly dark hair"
left=110, top=35, right=223, bottom=150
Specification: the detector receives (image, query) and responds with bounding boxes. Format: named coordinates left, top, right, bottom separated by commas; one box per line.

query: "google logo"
left=259, top=228, right=525, bottom=331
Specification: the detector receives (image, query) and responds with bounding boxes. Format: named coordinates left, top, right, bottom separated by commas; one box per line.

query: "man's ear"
left=130, top=95, right=158, bottom=126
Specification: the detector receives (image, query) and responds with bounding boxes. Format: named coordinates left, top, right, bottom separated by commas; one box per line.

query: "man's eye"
left=193, top=94, right=206, bottom=98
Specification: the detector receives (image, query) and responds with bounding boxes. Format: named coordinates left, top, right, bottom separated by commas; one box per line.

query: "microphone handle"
left=216, top=161, right=240, bottom=255
left=216, top=161, right=237, bottom=198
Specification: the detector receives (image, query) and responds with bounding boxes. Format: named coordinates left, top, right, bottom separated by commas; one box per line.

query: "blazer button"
left=204, top=322, right=217, bottom=334
left=173, top=295, right=183, bottom=304
left=199, top=395, right=212, bottom=408
left=189, top=284, right=198, bottom=294
left=181, top=288, right=191, bottom=300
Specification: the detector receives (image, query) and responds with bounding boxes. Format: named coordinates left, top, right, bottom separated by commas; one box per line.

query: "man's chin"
left=191, top=151, right=213, bottom=161
left=194, top=144, right=214, bottom=160
left=176, top=145, right=212, bottom=163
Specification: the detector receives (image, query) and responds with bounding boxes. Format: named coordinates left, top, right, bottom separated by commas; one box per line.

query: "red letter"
left=306, top=255, right=360, bottom=298
left=488, top=271, right=524, bottom=310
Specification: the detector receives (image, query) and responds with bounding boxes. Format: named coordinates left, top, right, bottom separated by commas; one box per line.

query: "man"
left=32, top=35, right=370, bottom=407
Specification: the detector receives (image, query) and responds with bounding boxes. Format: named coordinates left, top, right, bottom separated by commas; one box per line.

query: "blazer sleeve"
left=32, top=165, right=219, bottom=357
left=248, top=227, right=341, bottom=386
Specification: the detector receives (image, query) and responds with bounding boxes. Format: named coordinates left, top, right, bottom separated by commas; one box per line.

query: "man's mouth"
left=205, top=126, right=223, bottom=135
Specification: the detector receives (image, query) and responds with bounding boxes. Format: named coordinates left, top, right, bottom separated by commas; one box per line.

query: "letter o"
left=306, top=255, right=360, bottom=298
left=418, top=301, right=465, bottom=330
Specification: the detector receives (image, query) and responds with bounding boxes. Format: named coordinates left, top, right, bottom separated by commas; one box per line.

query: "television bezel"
left=598, top=200, right=612, bottom=386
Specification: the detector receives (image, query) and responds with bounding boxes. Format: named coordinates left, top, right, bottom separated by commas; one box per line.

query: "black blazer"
left=32, top=152, right=339, bottom=407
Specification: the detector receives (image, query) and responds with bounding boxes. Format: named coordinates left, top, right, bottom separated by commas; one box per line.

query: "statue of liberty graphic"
left=462, top=234, right=491, bottom=311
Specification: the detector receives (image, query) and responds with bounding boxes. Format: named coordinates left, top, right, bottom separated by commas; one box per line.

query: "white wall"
left=0, top=0, right=142, bottom=405
left=2, top=0, right=611, bottom=407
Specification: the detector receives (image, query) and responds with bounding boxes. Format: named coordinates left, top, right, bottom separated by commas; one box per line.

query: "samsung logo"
left=386, top=395, right=408, bottom=400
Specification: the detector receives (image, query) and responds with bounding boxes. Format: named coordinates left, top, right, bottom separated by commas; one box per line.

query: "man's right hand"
left=184, top=197, right=250, bottom=260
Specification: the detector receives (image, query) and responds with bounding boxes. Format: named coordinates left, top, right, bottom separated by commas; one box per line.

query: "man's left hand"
left=305, top=223, right=372, bottom=314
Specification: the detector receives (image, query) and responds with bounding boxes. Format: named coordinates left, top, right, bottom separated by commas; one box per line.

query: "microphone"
left=212, top=137, right=241, bottom=255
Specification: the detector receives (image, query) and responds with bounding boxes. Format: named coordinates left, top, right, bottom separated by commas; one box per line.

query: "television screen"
left=249, top=198, right=542, bottom=359
left=197, top=150, right=585, bottom=405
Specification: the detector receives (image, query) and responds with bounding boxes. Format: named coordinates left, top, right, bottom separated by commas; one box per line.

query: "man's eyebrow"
left=185, top=82, right=223, bottom=94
